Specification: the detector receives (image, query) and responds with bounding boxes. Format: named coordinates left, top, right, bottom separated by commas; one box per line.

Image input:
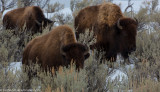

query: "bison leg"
left=105, top=53, right=117, bottom=62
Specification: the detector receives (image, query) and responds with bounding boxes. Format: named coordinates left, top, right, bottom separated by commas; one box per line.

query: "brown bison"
left=3, top=6, right=53, bottom=34
left=22, top=25, right=90, bottom=88
left=75, top=3, right=138, bottom=62
left=22, top=25, right=90, bottom=71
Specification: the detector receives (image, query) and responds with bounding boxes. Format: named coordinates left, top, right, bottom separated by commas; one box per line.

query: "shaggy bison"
left=3, top=6, right=53, bottom=34
left=22, top=25, right=90, bottom=71
left=22, top=25, right=90, bottom=88
left=75, top=3, right=138, bottom=62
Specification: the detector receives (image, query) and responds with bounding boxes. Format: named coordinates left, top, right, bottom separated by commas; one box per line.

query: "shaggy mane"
left=97, top=2, right=123, bottom=27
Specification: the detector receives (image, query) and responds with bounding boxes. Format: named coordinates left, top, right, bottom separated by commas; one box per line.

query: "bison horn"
left=117, top=19, right=123, bottom=29
left=35, top=20, right=41, bottom=25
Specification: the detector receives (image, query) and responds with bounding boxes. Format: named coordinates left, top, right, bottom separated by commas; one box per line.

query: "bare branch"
left=35, top=0, right=50, bottom=9
left=124, top=3, right=134, bottom=12
left=46, top=2, right=64, bottom=13
left=0, top=0, right=17, bottom=14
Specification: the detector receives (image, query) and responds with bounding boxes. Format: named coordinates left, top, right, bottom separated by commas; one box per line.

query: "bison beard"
left=75, top=3, right=138, bottom=63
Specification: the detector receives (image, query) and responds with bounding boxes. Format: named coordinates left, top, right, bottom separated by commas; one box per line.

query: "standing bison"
left=3, top=6, right=53, bottom=34
left=75, top=3, right=138, bottom=62
left=22, top=25, right=90, bottom=71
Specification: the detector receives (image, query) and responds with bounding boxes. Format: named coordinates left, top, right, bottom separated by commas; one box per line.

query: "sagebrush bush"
left=127, top=30, right=160, bottom=88
left=0, top=0, right=160, bottom=91
left=0, top=30, right=20, bottom=62
left=0, top=23, right=160, bottom=92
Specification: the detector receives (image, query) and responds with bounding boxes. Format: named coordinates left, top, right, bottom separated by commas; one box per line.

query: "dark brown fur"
left=3, top=6, right=53, bottom=34
left=75, top=3, right=138, bottom=62
left=22, top=25, right=90, bottom=71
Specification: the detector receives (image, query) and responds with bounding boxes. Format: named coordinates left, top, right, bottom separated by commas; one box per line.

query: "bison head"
left=35, top=18, right=54, bottom=31
left=116, top=17, right=138, bottom=58
left=61, top=43, right=90, bottom=69
left=43, top=18, right=54, bottom=28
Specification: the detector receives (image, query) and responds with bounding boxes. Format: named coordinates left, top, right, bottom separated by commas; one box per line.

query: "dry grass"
left=0, top=0, right=160, bottom=91
left=0, top=27, right=159, bottom=91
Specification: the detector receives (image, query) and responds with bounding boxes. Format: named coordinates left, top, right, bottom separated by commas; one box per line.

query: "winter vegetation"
left=0, top=0, right=160, bottom=91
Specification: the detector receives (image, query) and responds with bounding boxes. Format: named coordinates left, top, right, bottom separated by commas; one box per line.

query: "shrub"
left=0, top=0, right=160, bottom=91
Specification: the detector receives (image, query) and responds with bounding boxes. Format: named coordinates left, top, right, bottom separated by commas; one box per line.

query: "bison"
left=22, top=25, right=90, bottom=71
left=3, top=6, right=53, bottom=34
left=75, top=3, right=138, bottom=62
left=22, top=25, right=90, bottom=88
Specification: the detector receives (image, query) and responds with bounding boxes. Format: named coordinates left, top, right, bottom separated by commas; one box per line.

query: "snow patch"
left=58, top=8, right=72, bottom=15
left=1, top=9, right=15, bottom=19
left=8, top=62, right=22, bottom=73
left=44, top=13, right=55, bottom=19
left=109, top=69, right=128, bottom=81
left=44, top=8, right=72, bottom=19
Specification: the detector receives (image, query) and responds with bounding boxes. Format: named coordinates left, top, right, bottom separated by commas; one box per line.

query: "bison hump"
left=97, top=3, right=123, bottom=27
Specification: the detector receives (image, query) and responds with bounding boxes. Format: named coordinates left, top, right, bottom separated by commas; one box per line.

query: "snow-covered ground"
left=109, top=64, right=134, bottom=81
left=44, top=8, right=72, bottom=19
left=107, top=55, right=135, bottom=81
left=1, top=8, right=15, bottom=19
left=8, top=62, right=22, bottom=74
left=8, top=57, right=134, bottom=82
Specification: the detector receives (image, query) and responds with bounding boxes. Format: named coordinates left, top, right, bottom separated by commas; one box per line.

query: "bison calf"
left=22, top=25, right=90, bottom=71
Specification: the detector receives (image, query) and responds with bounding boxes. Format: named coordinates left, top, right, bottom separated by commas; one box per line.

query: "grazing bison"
left=22, top=25, right=90, bottom=88
left=75, top=3, right=138, bottom=62
left=3, top=6, right=53, bottom=34
left=22, top=25, right=90, bottom=71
